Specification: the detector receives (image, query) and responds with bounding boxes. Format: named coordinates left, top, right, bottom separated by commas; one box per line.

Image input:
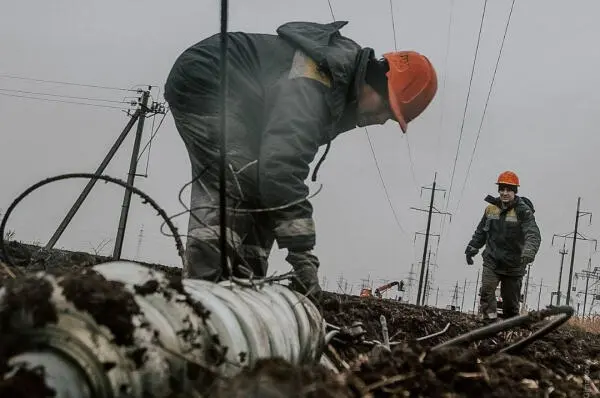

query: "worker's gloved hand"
left=465, top=245, right=478, bottom=266
left=286, top=249, right=322, bottom=302
left=466, top=255, right=474, bottom=266
left=521, top=252, right=535, bottom=266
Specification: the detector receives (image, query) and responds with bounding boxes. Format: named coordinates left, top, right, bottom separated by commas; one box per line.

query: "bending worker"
left=465, top=171, right=541, bottom=320
left=164, top=20, right=438, bottom=299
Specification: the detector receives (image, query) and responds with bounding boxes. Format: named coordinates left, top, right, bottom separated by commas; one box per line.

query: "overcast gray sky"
left=2, top=0, right=600, bottom=311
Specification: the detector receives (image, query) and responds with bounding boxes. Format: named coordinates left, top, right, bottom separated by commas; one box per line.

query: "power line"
left=388, top=0, right=420, bottom=194
left=137, top=108, right=170, bottom=165
left=388, top=0, right=398, bottom=51
left=365, top=127, right=407, bottom=235
left=454, top=0, right=516, bottom=212
left=433, top=0, right=456, bottom=252
left=326, top=0, right=335, bottom=20
left=326, top=0, right=408, bottom=237
left=0, top=87, right=132, bottom=105
left=434, top=0, right=455, bottom=171
left=0, top=73, right=137, bottom=92
left=444, top=0, right=488, bottom=212
left=0, top=91, right=129, bottom=110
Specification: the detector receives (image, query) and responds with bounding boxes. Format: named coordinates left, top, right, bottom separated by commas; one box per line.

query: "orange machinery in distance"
left=360, top=280, right=405, bottom=299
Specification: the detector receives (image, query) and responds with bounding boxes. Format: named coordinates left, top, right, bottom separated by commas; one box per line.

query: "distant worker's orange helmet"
left=497, top=171, right=520, bottom=187
left=383, top=51, right=438, bottom=133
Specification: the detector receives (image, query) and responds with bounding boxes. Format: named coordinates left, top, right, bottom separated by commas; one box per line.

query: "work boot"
left=286, top=250, right=322, bottom=302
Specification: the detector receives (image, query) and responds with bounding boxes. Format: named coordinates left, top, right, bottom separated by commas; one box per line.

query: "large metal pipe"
left=0, top=261, right=328, bottom=398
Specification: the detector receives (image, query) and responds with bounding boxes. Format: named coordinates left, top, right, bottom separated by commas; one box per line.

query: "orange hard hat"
left=383, top=51, right=438, bottom=133
left=497, top=171, right=520, bottom=186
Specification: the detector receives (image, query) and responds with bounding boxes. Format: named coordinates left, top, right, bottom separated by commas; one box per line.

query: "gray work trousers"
left=171, top=108, right=274, bottom=281
left=479, top=265, right=523, bottom=319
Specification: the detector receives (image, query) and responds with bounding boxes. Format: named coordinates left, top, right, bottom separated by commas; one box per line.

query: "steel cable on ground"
left=454, top=0, right=516, bottom=213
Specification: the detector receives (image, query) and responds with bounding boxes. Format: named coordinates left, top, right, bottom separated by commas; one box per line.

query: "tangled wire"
left=0, top=170, right=323, bottom=295
left=0, top=173, right=185, bottom=271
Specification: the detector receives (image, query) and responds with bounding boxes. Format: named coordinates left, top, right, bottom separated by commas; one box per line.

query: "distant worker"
left=465, top=171, right=541, bottom=321
left=164, top=21, right=438, bottom=300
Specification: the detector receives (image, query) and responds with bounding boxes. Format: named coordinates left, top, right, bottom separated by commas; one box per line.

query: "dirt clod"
left=209, top=357, right=353, bottom=398
left=134, top=280, right=160, bottom=296
left=3, top=241, right=600, bottom=397
left=58, top=269, right=140, bottom=346
left=0, top=367, right=56, bottom=398
left=0, top=275, right=58, bottom=331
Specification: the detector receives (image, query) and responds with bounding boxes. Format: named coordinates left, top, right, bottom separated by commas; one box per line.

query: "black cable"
left=0, top=74, right=137, bottom=92
left=365, top=127, right=407, bottom=235
left=218, top=0, right=230, bottom=277
left=0, top=92, right=129, bottom=110
left=434, top=0, right=455, bottom=172
left=137, top=109, right=169, bottom=163
left=454, top=0, right=516, bottom=212
left=326, top=0, right=409, bottom=238
left=326, top=0, right=335, bottom=20
left=0, top=88, right=131, bottom=104
left=445, top=0, right=488, bottom=211
left=387, top=0, right=420, bottom=194
left=0, top=173, right=185, bottom=268
left=430, top=305, right=574, bottom=354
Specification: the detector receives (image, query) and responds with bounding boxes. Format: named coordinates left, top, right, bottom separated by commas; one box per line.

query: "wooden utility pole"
left=472, top=269, right=480, bottom=314
left=552, top=197, right=596, bottom=306
left=556, top=243, right=568, bottom=305
left=44, top=87, right=163, bottom=256
left=522, top=264, right=532, bottom=312
left=411, top=173, right=451, bottom=306
left=576, top=261, right=600, bottom=316
left=422, top=249, right=432, bottom=305
left=460, top=278, right=468, bottom=313
left=113, top=89, right=151, bottom=259
left=537, top=278, right=543, bottom=311
left=450, top=281, right=460, bottom=309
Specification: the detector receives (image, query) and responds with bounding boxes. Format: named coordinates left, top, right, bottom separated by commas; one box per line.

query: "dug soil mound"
left=1, top=240, right=600, bottom=397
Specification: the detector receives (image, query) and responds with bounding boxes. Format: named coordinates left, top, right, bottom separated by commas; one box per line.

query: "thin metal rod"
left=218, top=0, right=229, bottom=273
left=113, top=89, right=150, bottom=259
left=45, top=110, right=141, bottom=250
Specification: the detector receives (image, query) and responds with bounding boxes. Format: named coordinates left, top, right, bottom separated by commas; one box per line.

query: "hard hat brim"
left=386, top=81, right=408, bottom=133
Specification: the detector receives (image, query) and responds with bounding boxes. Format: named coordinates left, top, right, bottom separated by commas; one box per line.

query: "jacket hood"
left=484, top=194, right=535, bottom=213
left=276, top=21, right=372, bottom=121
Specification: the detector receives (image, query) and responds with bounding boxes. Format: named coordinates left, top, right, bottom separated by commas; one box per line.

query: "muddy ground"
left=1, top=240, right=600, bottom=397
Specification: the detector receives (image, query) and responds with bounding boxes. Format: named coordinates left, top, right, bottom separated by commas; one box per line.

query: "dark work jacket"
left=164, top=21, right=373, bottom=250
left=468, top=195, right=542, bottom=276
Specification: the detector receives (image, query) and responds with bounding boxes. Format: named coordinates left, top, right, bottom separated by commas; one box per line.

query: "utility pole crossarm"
left=563, top=197, right=597, bottom=305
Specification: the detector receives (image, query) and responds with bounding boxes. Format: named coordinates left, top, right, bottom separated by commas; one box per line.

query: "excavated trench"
left=1, top=240, right=600, bottom=397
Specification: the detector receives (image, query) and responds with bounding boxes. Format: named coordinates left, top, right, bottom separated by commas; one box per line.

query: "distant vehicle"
left=360, top=281, right=405, bottom=299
